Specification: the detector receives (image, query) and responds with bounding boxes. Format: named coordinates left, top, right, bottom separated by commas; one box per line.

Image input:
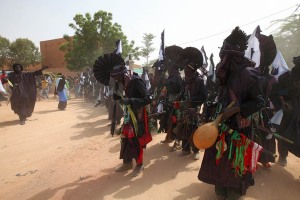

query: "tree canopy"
left=0, top=37, right=41, bottom=68
left=0, top=36, right=10, bottom=68
left=60, top=10, right=140, bottom=71
left=140, top=33, right=156, bottom=66
left=272, top=13, right=300, bottom=68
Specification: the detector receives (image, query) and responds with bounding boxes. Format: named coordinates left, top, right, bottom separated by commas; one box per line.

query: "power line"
left=293, top=3, right=300, bottom=13
left=178, top=3, right=299, bottom=46
left=271, top=3, right=300, bottom=33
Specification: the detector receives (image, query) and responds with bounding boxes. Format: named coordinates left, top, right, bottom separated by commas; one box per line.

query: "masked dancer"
left=198, top=27, right=267, bottom=200
left=93, top=53, right=152, bottom=177
left=174, top=47, right=207, bottom=160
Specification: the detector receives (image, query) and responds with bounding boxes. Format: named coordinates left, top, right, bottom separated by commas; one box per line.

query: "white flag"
left=271, top=51, right=290, bottom=79
left=201, top=46, right=208, bottom=65
left=142, top=67, right=151, bottom=90
left=207, top=53, right=216, bottom=82
left=158, top=30, right=165, bottom=61
left=158, top=30, right=165, bottom=70
left=245, top=26, right=261, bottom=68
left=207, top=54, right=214, bottom=77
left=115, top=40, right=122, bottom=55
left=124, top=54, right=130, bottom=70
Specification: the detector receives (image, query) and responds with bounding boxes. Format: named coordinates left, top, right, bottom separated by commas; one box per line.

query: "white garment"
left=0, top=81, right=7, bottom=94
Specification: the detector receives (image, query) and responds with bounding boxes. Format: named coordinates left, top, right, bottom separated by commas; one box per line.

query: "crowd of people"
left=0, top=66, right=103, bottom=123
left=1, top=25, right=299, bottom=200
left=93, top=26, right=300, bottom=200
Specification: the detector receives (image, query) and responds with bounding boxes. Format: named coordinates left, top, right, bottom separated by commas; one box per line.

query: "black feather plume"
left=225, top=26, right=248, bottom=50
left=93, top=53, right=125, bottom=86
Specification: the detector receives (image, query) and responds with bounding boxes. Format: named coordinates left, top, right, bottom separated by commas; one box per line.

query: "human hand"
left=237, top=116, right=251, bottom=128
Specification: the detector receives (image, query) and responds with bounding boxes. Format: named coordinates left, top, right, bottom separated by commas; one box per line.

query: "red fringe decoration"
left=138, top=107, right=152, bottom=146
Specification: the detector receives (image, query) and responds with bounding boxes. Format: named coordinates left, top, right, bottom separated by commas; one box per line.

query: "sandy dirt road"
left=0, top=98, right=300, bottom=200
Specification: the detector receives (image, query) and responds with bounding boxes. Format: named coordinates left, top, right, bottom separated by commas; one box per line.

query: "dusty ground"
left=0, top=97, right=300, bottom=200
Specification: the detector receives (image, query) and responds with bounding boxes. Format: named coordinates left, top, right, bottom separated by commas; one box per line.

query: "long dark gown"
left=120, top=77, right=152, bottom=162
left=275, top=71, right=300, bottom=157
left=198, top=60, right=267, bottom=195
left=107, top=78, right=123, bottom=123
left=257, top=74, right=277, bottom=164
left=178, top=74, right=207, bottom=152
left=8, top=69, right=43, bottom=119
left=160, top=73, right=183, bottom=135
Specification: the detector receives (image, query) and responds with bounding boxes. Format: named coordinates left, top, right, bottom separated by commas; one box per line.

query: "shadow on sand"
left=26, top=139, right=216, bottom=200
left=0, top=119, right=20, bottom=127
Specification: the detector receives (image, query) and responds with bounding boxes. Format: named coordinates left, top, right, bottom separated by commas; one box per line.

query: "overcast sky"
left=0, top=0, right=299, bottom=64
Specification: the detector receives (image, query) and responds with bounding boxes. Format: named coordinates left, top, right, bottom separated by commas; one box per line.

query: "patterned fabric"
left=199, top=54, right=266, bottom=196
left=119, top=77, right=152, bottom=162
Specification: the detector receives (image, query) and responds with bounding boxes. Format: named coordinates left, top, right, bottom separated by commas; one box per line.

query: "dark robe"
left=160, top=73, right=183, bottom=133
left=256, top=107, right=276, bottom=164
left=203, top=77, right=219, bottom=123
left=176, top=74, right=207, bottom=152
left=120, top=77, right=152, bottom=161
left=183, top=74, right=207, bottom=109
left=275, top=71, right=300, bottom=157
left=107, top=78, right=123, bottom=123
left=167, top=73, right=183, bottom=97
left=257, top=74, right=277, bottom=164
left=8, top=69, right=43, bottom=118
left=198, top=59, right=267, bottom=195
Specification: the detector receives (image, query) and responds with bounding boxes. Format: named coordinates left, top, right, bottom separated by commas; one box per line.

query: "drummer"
left=198, top=27, right=268, bottom=200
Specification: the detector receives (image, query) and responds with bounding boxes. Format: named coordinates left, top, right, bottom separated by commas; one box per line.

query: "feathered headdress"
left=220, top=27, right=248, bottom=57
left=164, top=45, right=184, bottom=71
left=180, top=47, right=203, bottom=71
left=216, top=27, right=251, bottom=85
left=224, top=27, right=248, bottom=50
left=93, top=53, right=125, bottom=86
left=165, top=45, right=183, bottom=63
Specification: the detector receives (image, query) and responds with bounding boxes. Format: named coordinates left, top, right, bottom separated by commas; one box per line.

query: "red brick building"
left=40, top=38, right=77, bottom=77
left=1, top=37, right=142, bottom=77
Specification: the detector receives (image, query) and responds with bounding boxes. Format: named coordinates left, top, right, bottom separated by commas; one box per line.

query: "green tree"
left=272, top=13, right=300, bottom=67
left=140, top=33, right=156, bottom=65
left=60, top=10, right=140, bottom=71
left=9, top=38, right=41, bottom=68
left=0, top=36, right=10, bottom=68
